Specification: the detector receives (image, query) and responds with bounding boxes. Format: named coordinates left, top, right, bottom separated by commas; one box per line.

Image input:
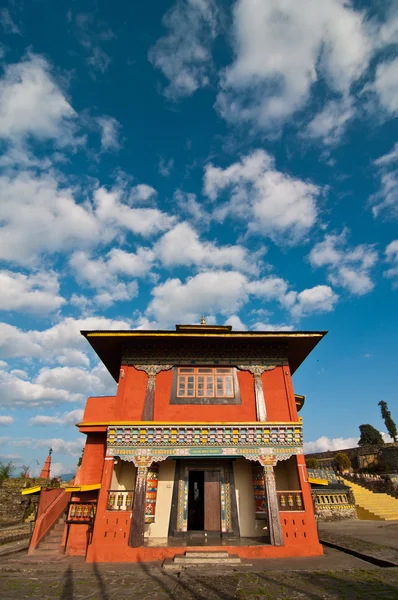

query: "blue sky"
left=0, top=0, right=397, bottom=476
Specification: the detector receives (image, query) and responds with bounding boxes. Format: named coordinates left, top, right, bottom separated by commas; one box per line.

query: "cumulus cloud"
left=148, top=271, right=248, bottom=323
left=0, top=316, right=131, bottom=364
left=0, top=416, right=13, bottom=426
left=304, top=435, right=358, bottom=453
left=69, top=246, right=156, bottom=307
left=0, top=171, right=173, bottom=266
left=30, top=409, right=84, bottom=427
left=149, top=0, right=218, bottom=99
left=216, top=0, right=372, bottom=131
left=309, top=230, right=378, bottom=295
left=0, top=53, right=79, bottom=147
left=224, top=315, right=247, bottom=331
left=0, top=360, right=114, bottom=408
left=148, top=270, right=338, bottom=324
left=155, top=222, right=258, bottom=273
left=0, top=270, right=65, bottom=313
left=204, top=150, right=320, bottom=244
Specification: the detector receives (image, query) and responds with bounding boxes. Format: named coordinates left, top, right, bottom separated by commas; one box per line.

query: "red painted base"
left=84, top=542, right=323, bottom=563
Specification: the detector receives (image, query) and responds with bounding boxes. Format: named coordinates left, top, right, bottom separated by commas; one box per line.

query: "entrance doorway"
left=187, top=470, right=221, bottom=532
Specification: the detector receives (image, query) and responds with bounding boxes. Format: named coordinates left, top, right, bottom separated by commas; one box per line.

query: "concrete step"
left=185, top=551, right=230, bottom=558
left=38, top=541, right=63, bottom=551
left=173, top=553, right=241, bottom=565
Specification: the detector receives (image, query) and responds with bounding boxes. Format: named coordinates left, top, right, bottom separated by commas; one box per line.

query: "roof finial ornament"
left=201, top=315, right=206, bottom=325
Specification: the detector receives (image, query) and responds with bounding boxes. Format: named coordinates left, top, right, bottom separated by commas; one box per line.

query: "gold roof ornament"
left=201, top=315, right=206, bottom=325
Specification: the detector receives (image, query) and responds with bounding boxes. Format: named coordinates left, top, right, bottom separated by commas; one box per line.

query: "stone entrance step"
left=163, top=550, right=245, bottom=572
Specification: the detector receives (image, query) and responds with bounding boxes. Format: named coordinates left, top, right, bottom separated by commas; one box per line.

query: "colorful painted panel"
left=145, top=465, right=159, bottom=524
left=252, top=466, right=267, bottom=519
left=107, top=423, right=302, bottom=453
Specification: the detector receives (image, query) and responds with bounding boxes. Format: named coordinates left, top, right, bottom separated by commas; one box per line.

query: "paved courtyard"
left=2, top=521, right=398, bottom=599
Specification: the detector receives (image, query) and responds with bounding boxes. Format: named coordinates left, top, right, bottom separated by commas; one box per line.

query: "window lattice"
left=176, top=367, right=234, bottom=399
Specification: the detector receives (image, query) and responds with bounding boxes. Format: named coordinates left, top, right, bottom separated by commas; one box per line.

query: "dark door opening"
left=188, top=471, right=204, bottom=530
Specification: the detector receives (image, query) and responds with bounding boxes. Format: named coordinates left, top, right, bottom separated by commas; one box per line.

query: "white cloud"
left=371, top=57, right=398, bottom=115
left=372, top=143, right=398, bottom=218
left=204, top=150, right=320, bottom=244
left=155, top=222, right=258, bottom=273
left=0, top=270, right=65, bottom=313
left=94, top=186, right=175, bottom=238
left=174, top=190, right=211, bottom=225
left=0, top=416, right=13, bottom=425
left=224, top=315, right=247, bottom=331
left=216, top=0, right=372, bottom=130
left=130, top=184, right=157, bottom=203
left=304, top=436, right=358, bottom=453
left=0, top=360, right=114, bottom=408
left=0, top=53, right=79, bottom=146
left=0, top=368, right=84, bottom=407
left=290, top=285, right=338, bottom=318
left=0, top=171, right=99, bottom=266
left=309, top=230, right=378, bottom=295
left=148, top=270, right=339, bottom=324
left=148, top=270, right=248, bottom=323
left=0, top=316, right=131, bottom=364
left=97, top=115, right=121, bottom=151
left=0, top=171, right=173, bottom=266
left=304, top=97, right=355, bottom=145
left=31, top=409, right=84, bottom=427
left=69, top=247, right=154, bottom=307
left=246, top=276, right=296, bottom=309
left=385, top=239, right=398, bottom=285
left=34, top=437, right=84, bottom=456
left=148, top=0, right=218, bottom=99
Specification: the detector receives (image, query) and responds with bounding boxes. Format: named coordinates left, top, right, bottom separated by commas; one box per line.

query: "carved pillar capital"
left=237, top=365, right=275, bottom=378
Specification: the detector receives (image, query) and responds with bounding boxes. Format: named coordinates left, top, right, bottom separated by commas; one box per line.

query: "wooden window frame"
left=170, top=366, right=241, bottom=405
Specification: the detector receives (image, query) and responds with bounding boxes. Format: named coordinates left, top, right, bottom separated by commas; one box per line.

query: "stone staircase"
left=34, top=515, right=66, bottom=555
left=341, top=478, right=398, bottom=520
left=163, top=551, right=243, bottom=572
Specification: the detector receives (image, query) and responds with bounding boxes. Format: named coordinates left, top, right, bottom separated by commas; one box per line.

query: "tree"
left=0, top=461, right=14, bottom=486
left=305, top=458, right=319, bottom=469
left=333, top=452, right=351, bottom=471
left=358, top=424, right=384, bottom=446
left=378, top=401, right=397, bottom=442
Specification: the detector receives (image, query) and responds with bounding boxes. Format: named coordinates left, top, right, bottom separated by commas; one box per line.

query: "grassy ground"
left=1, top=566, right=398, bottom=599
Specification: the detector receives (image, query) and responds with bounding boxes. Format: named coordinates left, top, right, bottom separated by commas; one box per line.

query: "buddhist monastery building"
left=28, top=322, right=327, bottom=562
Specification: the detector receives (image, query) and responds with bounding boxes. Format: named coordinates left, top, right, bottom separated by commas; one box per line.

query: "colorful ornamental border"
left=107, top=424, right=302, bottom=449
left=106, top=424, right=303, bottom=462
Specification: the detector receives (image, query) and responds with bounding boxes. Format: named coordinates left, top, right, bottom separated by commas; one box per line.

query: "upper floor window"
left=177, top=367, right=234, bottom=399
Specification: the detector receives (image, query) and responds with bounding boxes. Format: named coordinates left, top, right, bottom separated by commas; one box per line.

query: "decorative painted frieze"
left=106, top=423, right=303, bottom=466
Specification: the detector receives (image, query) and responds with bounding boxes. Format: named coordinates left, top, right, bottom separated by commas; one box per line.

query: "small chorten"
left=201, top=315, right=206, bottom=325
left=40, top=448, right=52, bottom=479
